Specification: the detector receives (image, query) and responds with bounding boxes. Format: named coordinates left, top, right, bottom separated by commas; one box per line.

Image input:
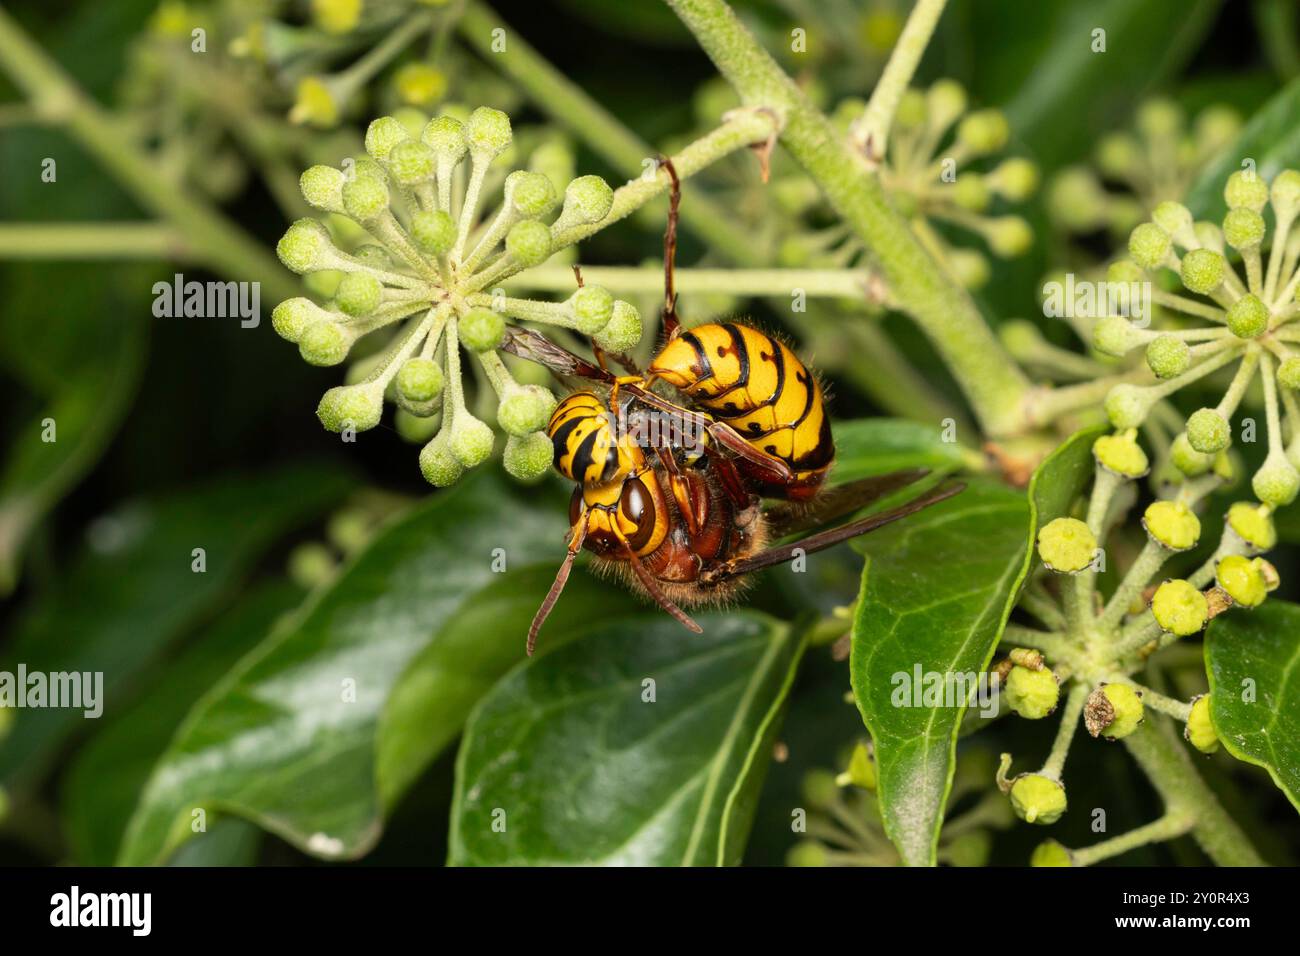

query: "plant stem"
left=667, top=0, right=1031, bottom=437
left=0, top=222, right=192, bottom=259
left=1071, top=810, right=1195, bottom=867
left=458, top=0, right=760, bottom=267
left=0, top=7, right=300, bottom=302
left=1041, top=683, right=1086, bottom=779
left=1122, top=717, right=1264, bottom=865
left=504, top=264, right=877, bottom=298
left=849, top=0, right=949, bottom=165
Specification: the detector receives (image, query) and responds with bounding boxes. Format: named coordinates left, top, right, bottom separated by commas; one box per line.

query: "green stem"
left=666, top=0, right=1031, bottom=437
left=503, top=264, right=878, bottom=298
left=0, top=222, right=192, bottom=259
left=849, top=0, right=949, bottom=164
left=1041, top=683, right=1086, bottom=779
left=1121, top=717, right=1264, bottom=866
left=0, top=7, right=299, bottom=302
left=1071, top=810, right=1195, bottom=867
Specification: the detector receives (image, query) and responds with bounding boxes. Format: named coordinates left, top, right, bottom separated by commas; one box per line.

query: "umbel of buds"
left=869, top=79, right=1037, bottom=289
left=1100, top=168, right=1300, bottom=511
left=272, top=107, right=643, bottom=485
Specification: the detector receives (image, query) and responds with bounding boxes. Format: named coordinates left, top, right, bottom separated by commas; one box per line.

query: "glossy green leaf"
left=1205, top=600, right=1300, bottom=812
left=61, top=581, right=304, bottom=866
left=449, top=612, right=806, bottom=866
left=0, top=465, right=352, bottom=788
left=117, top=471, right=571, bottom=865
left=1187, top=76, right=1300, bottom=220
left=849, top=426, right=1101, bottom=865
left=830, top=419, right=968, bottom=487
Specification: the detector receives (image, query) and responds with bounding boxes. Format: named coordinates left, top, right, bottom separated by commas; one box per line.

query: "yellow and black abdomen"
left=547, top=391, right=644, bottom=486
left=648, top=322, right=834, bottom=497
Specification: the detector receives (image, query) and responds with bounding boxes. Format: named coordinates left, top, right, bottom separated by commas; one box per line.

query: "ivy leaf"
left=1187, top=76, right=1300, bottom=221
left=830, top=419, right=967, bottom=486
left=449, top=612, right=806, bottom=866
left=61, top=581, right=304, bottom=866
left=117, top=471, right=571, bottom=865
left=1205, top=600, right=1300, bottom=813
left=849, top=426, right=1101, bottom=865
left=0, top=465, right=351, bottom=788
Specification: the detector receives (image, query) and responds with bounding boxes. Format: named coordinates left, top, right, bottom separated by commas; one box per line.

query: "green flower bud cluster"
left=874, top=79, right=1036, bottom=289
left=1099, top=166, right=1300, bottom=509
left=271, top=109, right=644, bottom=487
left=1048, top=99, right=1240, bottom=240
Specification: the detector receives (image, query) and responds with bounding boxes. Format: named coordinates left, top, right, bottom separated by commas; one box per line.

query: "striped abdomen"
left=647, top=322, right=834, bottom=497
left=548, top=391, right=643, bottom=486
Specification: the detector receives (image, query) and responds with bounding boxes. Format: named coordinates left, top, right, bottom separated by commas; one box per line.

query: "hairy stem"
left=666, top=0, right=1031, bottom=437
left=0, top=222, right=192, bottom=259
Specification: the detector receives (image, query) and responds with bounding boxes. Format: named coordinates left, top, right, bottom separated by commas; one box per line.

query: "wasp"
left=509, top=158, right=964, bottom=655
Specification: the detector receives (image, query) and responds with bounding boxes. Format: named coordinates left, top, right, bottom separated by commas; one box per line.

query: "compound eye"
left=619, top=477, right=657, bottom=551
left=568, top=485, right=584, bottom=527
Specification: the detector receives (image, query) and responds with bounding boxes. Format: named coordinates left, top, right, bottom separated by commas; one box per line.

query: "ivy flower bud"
left=503, top=431, right=554, bottom=482
left=334, top=272, right=381, bottom=317
left=1128, top=222, right=1171, bottom=269
left=387, top=140, right=435, bottom=185
left=1093, top=432, right=1149, bottom=478
left=786, top=842, right=829, bottom=868
left=1223, top=207, right=1265, bottom=250
left=957, top=109, right=1009, bottom=155
left=593, top=300, right=643, bottom=353
left=835, top=741, right=877, bottom=791
left=1226, top=501, right=1277, bottom=551
left=1252, top=451, right=1300, bottom=506
left=1185, top=695, right=1220, bottom=754
left=410, top=209, right=456, bottom=255
left=1085, top=684, right=1144, bottom=740
left=272, top=297, right=331, bottom=343
left=1048, top=167, right=1108, bottom=231
left=506, top=170, right=557, bottom=218
left=1171, top=432, right=1214, bottom=476
left=394, top=62, right=447, bottom=106
left=395, top=357, right=444, bottom=404
left=450, top=413, right=495, bottom=467
left=1093, top=316, right=1143, bottom=357
left=1195, top=106, right=1240, bottom=152
left=1152, top=200, right=1193, bottom=242
left=1151, top=579, right=1208, bottom=636
left=1142, top=500, right=1200, bottom=550
left=1271, top=169, right=1300, bottom=219
left=312, top=0, right=361, bottom=34
left=299, top=321, right=352, bottom=366
left=949, top=249, right=990, bottom=288
left=342, top=175, right=391, bottom=222
left=1215, top=554, right=1271, bottom=607
left=1009, top=774, right=1066, bottom=825
left=1194, top=220, right=1225, bottom=252
left=504, top=219, right=552, bottom=266
left=459, top=308, right=506, bottom=352
left=925, top=78, right=966, bottom=128
left=1036, top=517, right=1096, bottom=573
left=277, top=218, right=333, bottom=273
left=986, top=216, right=1032, bottom=257
left=1179, top=248, right=1226, bottom=295
left=1224, top=169, right=1268, bottom=211
left=1096, top=132, right=1139, bottom=178
left=300, top=165, right=346, bottom=212
left=1030, top=840, right=1073, bottom=867
left=291, top=76, right=340, bottom=128
left=422, top=115, right=468, bottom=165
left=988, top=157, right=1038, bottom=202
left=951, top=173, right=990, bottom=212
left=419, top=432, right=464, bottom=487
left=570, top=285, right=615, bottom=334
left=465, top=106, right=512, bottom=156
left=893, top=89, right=927, bottom=129
left=1003, top=664, right=1060, bottom=719
left=1278, top=357, right=1300, bottom=390
left=498, top=385, right=557, bottom=437
left=561, top=175, right=614, bottom=224
left=1185, top=407, right=1231, bottom=453
left=317, top=383, right=383, bottom=433
left=1228, top=295, right=1270, bottom=341
left=1146, top=335, right=1190, bottom=379
left=1104, top=383, right=1152, bottom=429
left=364, top=116, right=411, bottom=163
